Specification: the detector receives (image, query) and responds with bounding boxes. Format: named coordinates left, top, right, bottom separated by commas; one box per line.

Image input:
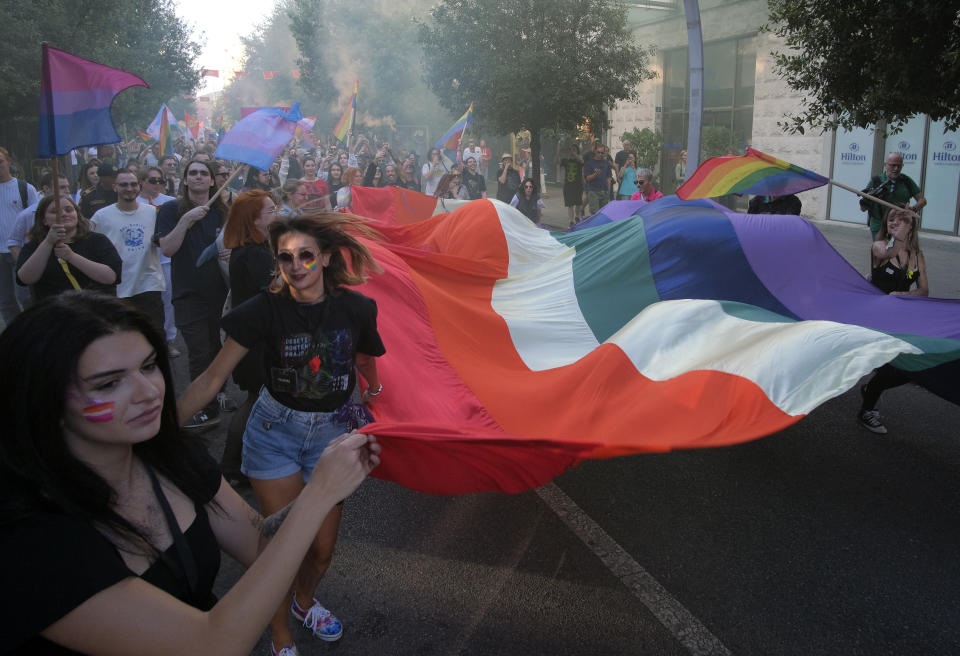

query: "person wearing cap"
left=496, top=153, right=522, bottom=204
left=79, top=163, right=119, bottom=219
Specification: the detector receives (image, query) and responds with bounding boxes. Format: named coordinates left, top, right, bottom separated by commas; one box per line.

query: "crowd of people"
left=0, top=120, right=939, bottom=653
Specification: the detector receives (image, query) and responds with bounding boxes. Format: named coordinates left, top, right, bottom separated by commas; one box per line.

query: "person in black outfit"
left=220, top=189, right=282, bottom=485
left=858, top=206, right=929, bottom=434
left=155, top=159, right=229, bottom=431
left=747, top=194, right=802, bottom=215
left=0, top=291, right=380, bottom=654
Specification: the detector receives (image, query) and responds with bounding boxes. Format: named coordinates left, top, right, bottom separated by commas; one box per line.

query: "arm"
left=16, top=234, right=57, bottom=285
left=177, top=338, right=249, bottom=424
left=42, top=432, right=380, bottom=656
left=356, top=353, right=381, bottom=404
left=54, top=242, right=117, bottom=285
left=158, top=206, right=209, bottom=258
left=911, top=191, right=926, bottom=212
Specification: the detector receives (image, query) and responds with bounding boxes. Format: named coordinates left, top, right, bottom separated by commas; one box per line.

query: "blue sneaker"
left=291, top=597, right=343, bottom=642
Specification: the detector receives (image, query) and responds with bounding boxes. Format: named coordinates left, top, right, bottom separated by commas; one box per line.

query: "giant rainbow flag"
left=344, top=189, right=960, bottom=495
left=677, top=147, right=829, bottom=200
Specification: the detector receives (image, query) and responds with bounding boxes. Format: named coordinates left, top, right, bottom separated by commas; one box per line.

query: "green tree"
left=288, top=0, right=336, bottom=112
left=620, top=127, right=663, bottom=170
left=0, top=0, right=201, bottom=161
left=418, top=0, right=654, bottom=189
left=767, top=0, right=960, bottom=134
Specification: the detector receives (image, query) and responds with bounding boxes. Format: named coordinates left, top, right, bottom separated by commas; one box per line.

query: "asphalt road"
left=184, top=190, right=960, bottom=655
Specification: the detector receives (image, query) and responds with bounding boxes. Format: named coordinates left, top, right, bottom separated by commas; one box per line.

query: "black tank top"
left=871, top=250, right=918, bottom=294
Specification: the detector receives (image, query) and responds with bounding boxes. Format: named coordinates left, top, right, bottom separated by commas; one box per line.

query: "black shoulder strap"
left=17, top=178, right=27, bottom=208
left=143, top=462, right=200, bottom=603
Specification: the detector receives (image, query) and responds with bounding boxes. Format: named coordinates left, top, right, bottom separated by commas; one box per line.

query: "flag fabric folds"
left=333, top=80, right=359, bottom=143
left=676, top=147, right=829, bottom=200
left=345, top=188, right=960, bottom=495
left=215, top=102, right=303, bottom=170
left=157, top=110, right=174, bottom=156
left=37, top=44, right=148, bottom=157
left=184, top=112, right=200, bottom=139
left=434, top=102, right=474, bottom=155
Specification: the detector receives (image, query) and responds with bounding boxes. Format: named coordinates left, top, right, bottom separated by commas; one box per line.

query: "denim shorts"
left=241, top=387, right=348, bottom=482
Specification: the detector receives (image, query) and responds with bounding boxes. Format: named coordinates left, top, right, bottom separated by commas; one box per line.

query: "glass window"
left=703, top=41, right=735, bottom=107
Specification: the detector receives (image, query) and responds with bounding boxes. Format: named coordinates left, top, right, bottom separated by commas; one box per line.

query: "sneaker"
left=271, top=644, right=299, bottom=656
left=167, top=342, right=181, bottom=358
left=859, top=409, right=887, bottom=434
left=183, top=409, right=220, bottom=431
left=291, top=597, right=343, bottom=642
left=217, top=392, right=238, bottom=412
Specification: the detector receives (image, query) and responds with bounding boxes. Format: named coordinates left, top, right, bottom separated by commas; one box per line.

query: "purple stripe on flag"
left=38, top=107, right=123, bottom=157
left=214, top=143, right=278, bottom=171
left=40, top=88, right=120, bottom=115
left=215, top=103, right=302, bottom=169
left=730, top=212, right=960, bottom=339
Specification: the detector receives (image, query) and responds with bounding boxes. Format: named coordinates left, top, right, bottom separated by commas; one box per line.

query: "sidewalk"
left=536, top=183, right=960, bottom=299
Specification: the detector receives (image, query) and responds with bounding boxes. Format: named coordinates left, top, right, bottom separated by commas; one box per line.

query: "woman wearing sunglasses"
left=177, top=212, right=384, bottom=656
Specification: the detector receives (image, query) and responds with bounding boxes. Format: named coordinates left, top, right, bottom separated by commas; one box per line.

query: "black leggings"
left=860, top=364, right=910, bottom=411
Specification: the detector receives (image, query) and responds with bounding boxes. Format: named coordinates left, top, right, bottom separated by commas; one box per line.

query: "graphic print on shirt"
left=120, top=224, right=146, bottom=253
left=271, top=329, right=354, bottom=398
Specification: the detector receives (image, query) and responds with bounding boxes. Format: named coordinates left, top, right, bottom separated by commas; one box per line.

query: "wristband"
left=365, top=383, right=382, bottom=397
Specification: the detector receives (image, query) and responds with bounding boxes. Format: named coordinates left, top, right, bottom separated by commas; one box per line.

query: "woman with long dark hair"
left=0, top=291, right=379, bottom=653
left=510, top=179, right=545, bottom=224
left=176, top=212, right=385, bottom=655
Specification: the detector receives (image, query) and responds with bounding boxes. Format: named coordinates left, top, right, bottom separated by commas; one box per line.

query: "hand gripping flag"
left=38, top=44, right=148, bottom=157
left=333, top=80, right=358, bottom=144
left=677, top=147, right=829, bottom=200
left=344, top=188, right=960, bottom=495
left=215, top=102, right=303, bottom=170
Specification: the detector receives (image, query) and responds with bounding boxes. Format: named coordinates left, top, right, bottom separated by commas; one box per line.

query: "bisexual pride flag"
left=216, top=102, right=303, bottom=170
left=38, top=44, right=147, bottom=157
left=345, top=188, right=960, bottom=495
left=677, top=147, right=829, bottom=200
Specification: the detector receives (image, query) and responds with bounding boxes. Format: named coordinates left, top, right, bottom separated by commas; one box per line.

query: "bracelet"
left=365, top=383, right=382, bottom=397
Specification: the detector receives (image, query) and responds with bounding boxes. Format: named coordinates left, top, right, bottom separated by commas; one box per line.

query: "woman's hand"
left=309, top=432, right=381, bottom=499
left=53, top=242, right=74, bottom=261
left=44, top=223, right=67, bottom=246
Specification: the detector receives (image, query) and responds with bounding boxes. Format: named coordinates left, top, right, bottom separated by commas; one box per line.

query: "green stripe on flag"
left=553, top=218, right=660, bottom=343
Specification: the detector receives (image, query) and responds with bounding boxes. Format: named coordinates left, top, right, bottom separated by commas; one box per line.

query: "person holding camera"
left=860, top=152, right=925, bottom=240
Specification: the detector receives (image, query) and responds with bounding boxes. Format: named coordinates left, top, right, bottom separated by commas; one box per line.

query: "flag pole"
left=203, top=165, right=242, bottom=209
left=830, top=179, right=921, bottom=220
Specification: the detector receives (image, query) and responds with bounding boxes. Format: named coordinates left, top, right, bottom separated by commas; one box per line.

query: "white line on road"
left=535, top=482, right=732, bottom=656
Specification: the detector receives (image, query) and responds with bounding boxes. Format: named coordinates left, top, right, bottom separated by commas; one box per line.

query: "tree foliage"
left=620, top=127, right=663, bottom=170
left=0, top=0, right=201, bottom=159
left=417, top=0, right=655, bottom=184
left=287, top=0, right=335, bottom=110
left=767, top=0, right=960, bottom=134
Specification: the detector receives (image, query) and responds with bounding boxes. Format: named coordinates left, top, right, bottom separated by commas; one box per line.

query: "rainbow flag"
left=333, top=79, right=358, bottom=143
left=434, top=102, right=474, bottom=153
left=341, top=188, right=960, bottom=495
left=158, top=109, right=174, bottom=156
left=136, top=129, right=155, bottom=144
left=676, top=147, right=829, bottom=200
left=37, top=44, right=148, bottom=157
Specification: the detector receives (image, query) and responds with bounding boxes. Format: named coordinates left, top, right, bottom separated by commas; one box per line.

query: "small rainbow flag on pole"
left=333, top=80, right=358, bottom=144
left=676, top=147, right=829, bottom=200
left=434, top=102, right=474, bottom=154
left=158, top=108, right=174, bottom=156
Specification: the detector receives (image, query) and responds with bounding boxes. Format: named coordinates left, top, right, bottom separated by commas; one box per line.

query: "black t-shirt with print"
left=221, top=289, right=385, bottom=412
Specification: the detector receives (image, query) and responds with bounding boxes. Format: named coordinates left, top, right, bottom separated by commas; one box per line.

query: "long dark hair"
left=0, top=292, right=215, bottom=550
left=268, top=212, right=382, bottom=298
left=176, top=158, right=226, bottom=217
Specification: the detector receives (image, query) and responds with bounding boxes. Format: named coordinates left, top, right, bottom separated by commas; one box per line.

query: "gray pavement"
left=182, top=189, right=960, bottom=655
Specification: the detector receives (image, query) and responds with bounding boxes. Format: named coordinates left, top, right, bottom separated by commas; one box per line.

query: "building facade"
left=612, top=0, right=959, bottom=235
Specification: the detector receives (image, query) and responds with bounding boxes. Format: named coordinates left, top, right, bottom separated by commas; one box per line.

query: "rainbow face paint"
left=82, top=401, right=115, bottom=423
left=303, top=257, right=318, bottom=271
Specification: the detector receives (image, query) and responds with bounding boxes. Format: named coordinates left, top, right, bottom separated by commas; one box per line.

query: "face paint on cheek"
left=303, top=258, right=318, bottom=271
left=82, top=401, right=116, bottom=423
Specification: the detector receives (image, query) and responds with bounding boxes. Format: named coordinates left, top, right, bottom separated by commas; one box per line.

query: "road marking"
left=536, top=482, right=733, bottom=656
